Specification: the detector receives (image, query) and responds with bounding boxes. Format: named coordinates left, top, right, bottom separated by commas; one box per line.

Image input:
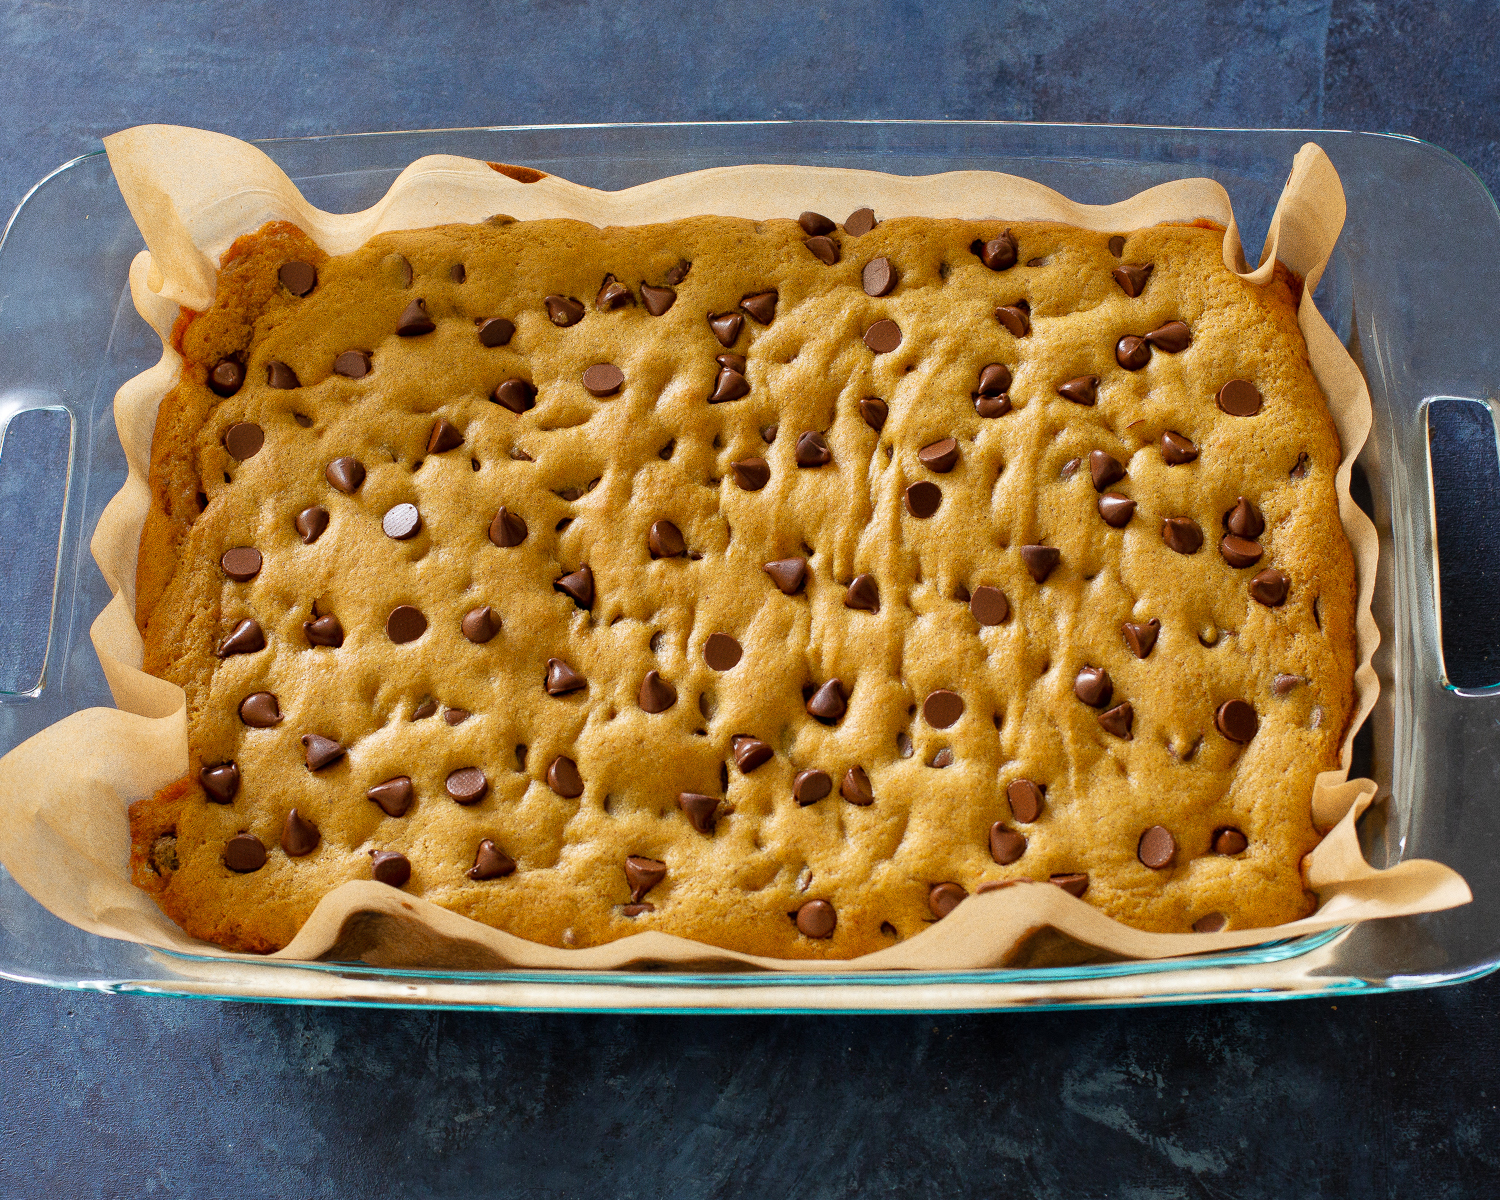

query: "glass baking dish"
left=0, top=121, right=1493, bottom=1013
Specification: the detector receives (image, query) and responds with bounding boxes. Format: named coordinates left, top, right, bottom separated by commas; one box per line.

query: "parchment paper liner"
left=0, top=125, right=1468, bottom=978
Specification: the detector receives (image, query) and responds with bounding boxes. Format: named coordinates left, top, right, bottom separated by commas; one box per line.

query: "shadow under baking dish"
left=0, top=120, right=1495, bottom=1012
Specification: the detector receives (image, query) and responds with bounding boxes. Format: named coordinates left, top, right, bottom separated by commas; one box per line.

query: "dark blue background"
left=4, top=3, right=1500, bottom=1196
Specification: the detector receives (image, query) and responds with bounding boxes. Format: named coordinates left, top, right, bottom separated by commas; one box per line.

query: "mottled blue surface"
left=2, top=2, right=1500, bottom=1196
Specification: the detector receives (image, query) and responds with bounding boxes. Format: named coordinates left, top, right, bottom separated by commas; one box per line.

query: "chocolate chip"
left=796, top=899, right=836, bottom=938
left=1088, top=451, right=1126, bottom=491
left=370, top=850, right=411, bottom=887
left=623, top=903, right=655, bottom=917
left=1097, top=702, right=1134, bottom=739
left=1214, top=827, right=1250, bottom=856
left=1123, top=619, right=1160, bottom=658
left=1290, top=452, right=1310, bottom=478
left=393, top=298, right=434, bottom=336
left=975, top=364, right=1013, bottom=397
left=995, top=304, right=1031, bottom=337
left=280, top=808, right=320, bottom=857
left=978, top=230, right=1018, bottom=271
left=545, top=295, right=585, bottom=326
left=478, top=316, right=515, bottom=347
left=200, top=762, right=239, bottom=804
left=1194, top=913, right=1228, bottom=933
left=220, top=547, right=262, bottom=582
left=625, top=854, right=666, bottom=902
left=1074, top=666, right=1112, bottom=708
left=923, top=689, right=964, bottom=728
left=709, top=367, right=750, bottom=404
left=239, top=692, right=281, bottom=727
left=703, top=632, right=742, bottom=671
left=1215, top=699, right=1258, bottom=743
left=761, top=425, right=778, bottom=444
left=1005, top=779, right=1044, bottom=823
left=596, top=275, right=631, bottom=310
left=489, top=506, right=528, bottom=547
left=582, top=363, right=624, bottom=397
left=445, top=767, right=489, bottom=804
left=740, top=291, right=778, bottom=324
left=493, top=378, right=536, bottom=413
left=1274, top=673, right=1304, bottom=696
left=1144, top=320, right=1192, bottom=353
left=970, top=585, right=1009, bottom=626
left=863, top=319, right=902, bottom=354
left=224, top=833, right=266, bottom=873
left=1107, top=235, right=1126, bottom=256
left=326, top=457, right=365, bottom=494
left=304, top=614, right=343, bottom=647
left=382, top=503, right=422, bottom=540
left=989, top=825, right=1027, bottom=865
left=806, top=234, right=839, bottom=264
left=1162, top=516, right=1204, bottom=554
left=1220, top=535, right=1264, bottom=568
left=639, top=670, right=678, bottom=713
left=904, top=481, right=942, bottom=518
left=1250, top=568, right=1290, bottom=606
left=709, top=312, right=744, bottom=346
left=1060, top=458, right=1082, bottom=480
left=844, top=573, right=880, bottom=613
left=799, top=211, right=836, bottom=236
left=1115, top=335, right=1151, bottom=371
left=918, top=438, right=959, bottom=473
left=640, top=283, right=676, bottom=315
left=1217, top=379, right=1263, bottom=416
left=648, top=519, right=686, bottom=559
left=975, top=394, right=1012, bottom=418
left=223, top=422, right=264, bottom=461
left=731, top=457, right=770, bottom=490
left=862, top=257, right=897, bottom=296
left=793, top=769, right=832, bottom=805
left=930, top=748, right=955, bottom=769
left=763, top=558, right=808, bottom=595
left=266, top=360, right=300, bottom=390
left=1161, top=430, right=1199, bottom=465
left=896, top=732, right=914, bottom=758
left=665, top=792, right=718, bottom=836
left=412, top=699, right=438, bottom=720
left=841, top=766, right=873, bottom=807
left=1098, top=493, right=1136, bottom=527
left=386, top=605, right=427, bottom=643
left=1113, top=262, right=1153, bottom=296
left=1020, top=545, right=1060, bottom=583
left=1225, top=497, right=1265, bottom=540
left=791, top=431, right=830, bottom=468
left=545, top=658, right=586, bottom=695
left=732, top=735, right=773, bottom=773
left=209, top=359, right=244, bottom=397
left=929, top=882, right=967, bottom=918
left=462, top=605, right=501, bottom=643
left=1138, top=825, right=1176, bottom=869
left=334, top=350, right=372, bottom=379
left=1051, top=872, right=1089, bottom=898
left=806, top=680, right=847, bottom=722
left=844, top=207, right=877, bottom=236
left=1057, top=375, right=1098, bottom=405
left=279, top=261, right=317, bottom=296
left=300, top=734, right=344, bottom=771
left=427, top=419, right=464, bottom=454
left=367, top=777, right=413, bottom=817
left=469, top=839, right=516, bottom=880
left=444, top=708, right=469, bottom=726
left=859, top=397, right=888, bottom=431
left=554, top=566, right=595, bottom=609
left=215, top=618, right=264, bottom=658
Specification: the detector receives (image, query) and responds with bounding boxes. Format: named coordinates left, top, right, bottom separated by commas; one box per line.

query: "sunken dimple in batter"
left=127, top=209, right=1356, bottom=957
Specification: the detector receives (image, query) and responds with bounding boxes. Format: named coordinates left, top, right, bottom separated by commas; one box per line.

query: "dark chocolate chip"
left=1214, top=827, right=1249, bottom=855
left=1007, top=779, right=1044, bottom=823
left=677, top=793, right=719, bottom=834
left=648, top=519, right=686, bottom=558
left=731, top=457, right=770, bottom=490
left=859, top=397, right=888, bottom=431
left=382, top=503, right=422, bottom=540
left=1215, top=699, right=1258, bottom=743
left=1057, top=375, right=1098, bottom=405
left=489, top=506, right=528, bottom=547
left=923, top=689, right=964, bottom=729
left=709, top=312, right=744, bottom=346
left=625, top=854, right=666, bottom=902
left=215, top=618, right=264, bottom=658
left=640, top=283, right=676, bottom=315
left=918, top=437, right=959, bottom=473
left=1088, top=450, right=1126, bottom=491
left=1097, top=702, right=1134, bottom=739
left=844, top=207, right=877, bottom=236
left=844, top=573, right=880, bottom=613
left=545, top=658, right=586, bottom=695
left=1217, top=379, right=1263, bottom=416
left=545, top=295, right=585, bottom=326
left=1051, top=872, right=1089, bottom=898
left=492, top=378, right=536, bottom=413
left=1138, top=825, right=1176, bottom=869
left=1107, top=235, right=1126, bottom=256
left=1194, top=913, right=1228, bottom=933
left=709, top=367, right=750, bottom=404
left=1123, top=619, right=1160, bottom=658
left=793, top=769, right=832, bottom=805
left=239, top=692, right=281, bottom=727
left=446, top=766, right=489, bottom=804
left=929, top=882, right=967, bottom=918
left=1144, top=320, right=1192, bottom=353
left=806, top=680, right=847, bottom=722
left=863, top=319, right=902, bottom=353
left=469, top=839, right=516, bottom=880
left=975, top=394, right=1012, bottom=418
left=732, top=734, right=774, bottom=773
left=367, top=776, right=413, bottom=817
left=740, top=291, right=778, bottom=325
left=704, top=633, right=742, bottom=671
left=978, top=230, right=1018, bottom=271
left=370, top=850, right=411, bottom=887
left=1220, top=535, right=1264, bottom=568
left=279, top=261, right=317, bottom=296
left=799, top=211, right=836, bottom=236
left=304, top=614, right=343, bottom=647
left=904, top=481, right=942, bottom=518
left=1074, top=666, right=1112, bottom=708
left=764, top=558, right=808, bottom=594
left=266, top=360, right=300, bottom=390
left=995, top=304, right=1031, bottom=337
left=326, top=457, right=365, bottom=494
left=1115, top=335, right=1151, bottom=370
left=223, top=423, right=264, bottom=461
left=977, top=363, right=1013, bottom=396
left=989, top=824, right=1027, bottom=865
left=596, top=275, right=631, bottom=310
left=478, top=317, right=515, bottom=347
left=200, top=762, right=239, bottom=804
left=301, top=734, right=344, bottom=771
left=582, top=363, right=625, bottom=397
left=224, top=833, right=266, bottom=873
left=1098, top=493, right=1136, bottom=527
left=970, top=585, right=1009, bottom=626
left=462, top=605, right=501, bottom=643
left=334, top=350, right=372, bottom=379
left=220, top=547, right=262, bottom=581
left=639, top=670, right=678, bottom=713
left=795, top=431, right=832, bottom=467
left=1113, top=262, right=1153, bottom=296
left=386, top=605, right=427, bottom=643
left=1226, top=497, right=1265, bottom=539
left=805, top=235, right=839, bottom=265
left=796, top=899, right=837, bottom=938
left=1162, top=516, right=1204, bottom=554
left=1251, top=569, right=1290, bottom=607
left=281, top=808, right=320, bottom=856
left=1020, top=545, right=1060, bottom=582
left=396, top=299, right=435, bottom=336
left=841, top=766, right=873, bottom=806
left=862, top=256, right=897, bottom=296
left=209, top=359, right=244, bottom=397
left=554, top=566, right=595, bottom=609
left=1161, top=430, right=1199, bottom=464
left=427, top=419, right=464, bottom=453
